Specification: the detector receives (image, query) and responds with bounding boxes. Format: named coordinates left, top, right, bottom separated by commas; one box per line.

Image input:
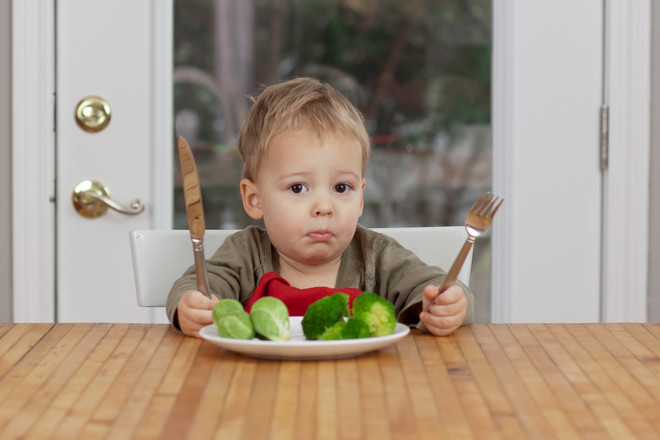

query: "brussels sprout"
left=212, top=299, right=245, bottom=325
left=250, top=297, right=291, bottom=341
left=212, top=299, right=254, bottom=339
left=216, top=311, right=255, bottom=339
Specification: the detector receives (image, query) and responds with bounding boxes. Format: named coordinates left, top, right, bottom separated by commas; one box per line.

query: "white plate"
left=199, top=316, right=410, bottom=360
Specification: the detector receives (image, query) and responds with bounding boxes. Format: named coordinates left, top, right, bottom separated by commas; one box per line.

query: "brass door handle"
left=72, top=180, right=145, bottom=218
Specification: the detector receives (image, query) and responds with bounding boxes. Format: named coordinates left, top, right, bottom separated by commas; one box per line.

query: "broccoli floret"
left=352, top=292, right=397, bottom=337
left=301, top=292, right=350, bottom=340
left=341, top=317, right=371, bottom=339
left=318, top=316, right=371, bottom=340
left=318, top=320, right=346, bottom=340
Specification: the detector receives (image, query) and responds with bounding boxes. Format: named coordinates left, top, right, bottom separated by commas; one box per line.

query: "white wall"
left=0, top=0, right=11, bottom=322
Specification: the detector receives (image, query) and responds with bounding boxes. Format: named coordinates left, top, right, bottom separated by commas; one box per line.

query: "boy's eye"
left=289, top=183, right=307, bottom=194
left=334, top=183, right=350, bottom=194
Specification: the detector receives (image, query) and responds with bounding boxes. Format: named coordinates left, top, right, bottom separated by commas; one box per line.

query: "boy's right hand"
left=177, top=290, right=219, bottom=338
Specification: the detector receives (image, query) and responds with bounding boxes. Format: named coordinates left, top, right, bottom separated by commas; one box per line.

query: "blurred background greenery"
left=172, top=0, right=493, bottom=321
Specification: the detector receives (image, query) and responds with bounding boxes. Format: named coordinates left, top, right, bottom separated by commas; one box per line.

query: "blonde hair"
left=238, top=77, right=371, bottom=181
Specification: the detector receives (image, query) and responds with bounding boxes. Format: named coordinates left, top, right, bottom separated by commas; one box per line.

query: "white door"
left=55, top=0, right=172, bottom=322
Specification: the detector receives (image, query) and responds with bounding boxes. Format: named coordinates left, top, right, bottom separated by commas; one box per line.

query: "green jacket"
left=166, top=225, right=473, bottom=331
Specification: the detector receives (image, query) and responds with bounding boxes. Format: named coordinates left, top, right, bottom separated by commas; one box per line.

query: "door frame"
left=12, top=1, right=650, bottom=323
left=600, top=0, right=650, bottom=322
left=12, top=0, right=56, bottom=321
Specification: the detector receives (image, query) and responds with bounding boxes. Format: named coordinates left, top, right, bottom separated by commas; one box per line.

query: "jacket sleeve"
left=355, top=228, right=474, bottom=327
left=165, top=226, right=272, bottom=331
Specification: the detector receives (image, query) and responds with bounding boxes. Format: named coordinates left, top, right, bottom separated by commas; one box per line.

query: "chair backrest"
left=129, top=226, right=471, bottom=307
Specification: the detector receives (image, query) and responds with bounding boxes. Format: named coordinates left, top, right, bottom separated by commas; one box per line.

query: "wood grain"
left=4, top=323, right=660, bottom=439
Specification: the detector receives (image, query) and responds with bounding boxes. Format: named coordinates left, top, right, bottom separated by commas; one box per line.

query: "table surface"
left=2, top=323, right=660, bottom=439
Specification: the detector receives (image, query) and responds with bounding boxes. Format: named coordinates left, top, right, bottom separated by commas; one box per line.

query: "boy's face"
left=240, top=127, right=365, bottom=269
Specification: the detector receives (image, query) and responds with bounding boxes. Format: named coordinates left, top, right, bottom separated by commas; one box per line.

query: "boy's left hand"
left=419, top=284, right=467, bottom=336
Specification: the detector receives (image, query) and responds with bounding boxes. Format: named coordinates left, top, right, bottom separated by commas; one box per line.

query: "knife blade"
left=177, top=136, right=212, bottom=298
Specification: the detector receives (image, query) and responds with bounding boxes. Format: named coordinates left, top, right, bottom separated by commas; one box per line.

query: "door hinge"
left=599, top=105, right=609, bottom=171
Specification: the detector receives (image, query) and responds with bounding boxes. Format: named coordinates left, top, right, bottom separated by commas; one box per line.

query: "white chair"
left=129, top=227, right=472, bottom=307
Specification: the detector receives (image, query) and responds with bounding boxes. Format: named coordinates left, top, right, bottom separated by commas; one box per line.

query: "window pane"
left=173, top=0, right=493, bottom=322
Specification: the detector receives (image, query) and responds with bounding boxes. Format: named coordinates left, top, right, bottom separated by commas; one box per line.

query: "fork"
left=426, top=192, right=503, bottom=310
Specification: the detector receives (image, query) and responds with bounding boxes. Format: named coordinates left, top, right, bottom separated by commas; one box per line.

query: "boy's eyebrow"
left=336, top=171, right=362, bottom=180
left=278, top=169, right=361, bottom=180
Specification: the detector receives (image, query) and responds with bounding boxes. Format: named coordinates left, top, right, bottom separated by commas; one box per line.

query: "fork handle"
left=429, top=236, right=475, bottom=306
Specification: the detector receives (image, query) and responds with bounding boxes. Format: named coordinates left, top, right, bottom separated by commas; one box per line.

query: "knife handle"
left=191, top=239, right=212, bottom=298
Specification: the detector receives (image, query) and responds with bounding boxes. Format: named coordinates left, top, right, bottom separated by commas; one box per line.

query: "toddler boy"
left=167, top=77, right=473, bottom=338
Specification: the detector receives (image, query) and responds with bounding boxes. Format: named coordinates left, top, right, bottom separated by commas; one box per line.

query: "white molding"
left=11, top=0, right=56, bottom=322
left=151, top=0, right=174, bottom=231
left=490, top=0, right=514, bottom=323
left=601, top=0, right=650, bottom=322
left=148, top=0, right=174, bottom=323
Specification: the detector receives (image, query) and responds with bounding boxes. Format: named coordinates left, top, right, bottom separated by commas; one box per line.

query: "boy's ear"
left=240, top=178, right=264, bottom=220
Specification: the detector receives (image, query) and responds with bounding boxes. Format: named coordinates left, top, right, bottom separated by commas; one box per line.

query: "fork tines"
left=474, top=192, right=504, bottom=218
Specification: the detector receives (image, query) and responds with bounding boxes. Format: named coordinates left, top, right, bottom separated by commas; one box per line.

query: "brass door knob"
left=75, top=96, right=111, bottom=133
left=72, top=180, right=144, bottom=218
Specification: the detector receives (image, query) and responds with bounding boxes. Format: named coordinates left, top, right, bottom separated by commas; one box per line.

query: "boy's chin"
left=300, top=249, right=342, bottom=266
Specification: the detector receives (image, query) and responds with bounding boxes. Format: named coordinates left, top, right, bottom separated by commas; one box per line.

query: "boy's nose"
left=314, top=206, right=332, bottom=217
left=312, top=194, right=333, bottom=217
left=313, top=204, right=333, bottom=217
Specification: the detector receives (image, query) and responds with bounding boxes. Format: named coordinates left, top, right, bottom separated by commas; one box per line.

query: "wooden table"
left=2, top=323, right=660, bottom=439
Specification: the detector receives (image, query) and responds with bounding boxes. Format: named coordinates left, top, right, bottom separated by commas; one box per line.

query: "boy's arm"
left=166, top=226, right=272, bottom=333
left=355, top=228, right=474, bottom=328
left=166, top=254, right=248, bottom=333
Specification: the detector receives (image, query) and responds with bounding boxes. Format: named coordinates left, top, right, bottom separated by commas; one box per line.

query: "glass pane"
left=173, top=0, right=493, bottom=322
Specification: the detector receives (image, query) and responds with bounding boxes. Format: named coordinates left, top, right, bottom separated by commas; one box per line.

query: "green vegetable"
left=212, top=299, right=245, bottom=324
left=352, top=291, right=397, bottom=337
left=250, top=297, right=291, bottom=341
left=216, top=311, right=255, bottom=339
left=317, top=316, right=371, bottom=340
left=318, top=320, right=346, bottom=340
left=301, top=292, right=350, bottom=340
left=301, top=292, right=396, bottom=340
left=212, top=299, right=254, bottom=340
left=341, top=316, right=371, bottom=339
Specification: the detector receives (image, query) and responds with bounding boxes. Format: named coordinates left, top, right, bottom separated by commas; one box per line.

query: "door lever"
left=72, top=179, right=145, bottom=218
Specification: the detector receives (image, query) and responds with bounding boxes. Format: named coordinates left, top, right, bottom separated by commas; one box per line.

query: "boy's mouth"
left=307, top=230, right=333, bottom=241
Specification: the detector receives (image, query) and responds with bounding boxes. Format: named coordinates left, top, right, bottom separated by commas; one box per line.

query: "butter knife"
left=176, top=136, right=212, bottom=298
